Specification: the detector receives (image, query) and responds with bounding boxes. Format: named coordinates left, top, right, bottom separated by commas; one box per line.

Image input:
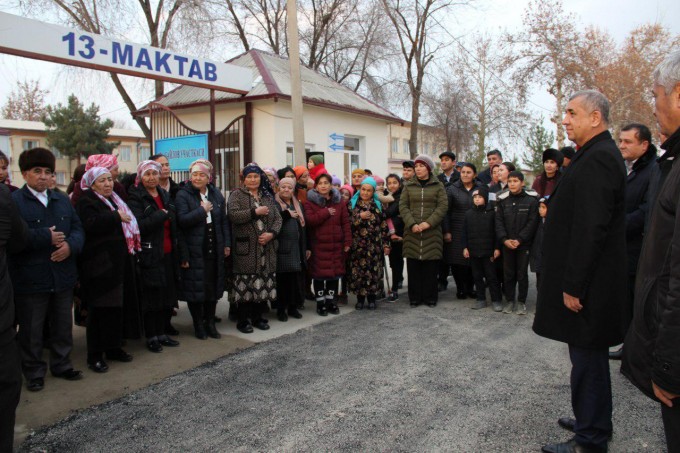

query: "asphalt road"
left=19, top=291, right=665, bottom=452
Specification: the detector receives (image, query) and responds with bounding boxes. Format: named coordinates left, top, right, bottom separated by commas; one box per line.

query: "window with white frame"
left=403, top=139, right=410, bottom=156
left=119, top=145, right=131, bottom=162
left=391, top=138, right=399, bottom=155
left=286, top=143, right=314, bottom=166
left=23, top=139, right=39, bottom=150
left=139, top=146, right=151, bottom=161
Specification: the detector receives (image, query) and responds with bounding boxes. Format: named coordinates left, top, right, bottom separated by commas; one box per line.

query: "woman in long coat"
left=228, top=163, right=282, bottom=333
left=348, top=177, right=390, bottom=310
left=176, top=159, right=230, bottom=340
left=399, top=155, right=448, bottom=307
left=77, top=167, right=141, bottom=373
left=274, top=177, right=306, bottom=322
left=304, top=173, right=352, bottom=316
left=443, top=163, right=483, bottom=299
left=128, top=160, right=187, bottom=352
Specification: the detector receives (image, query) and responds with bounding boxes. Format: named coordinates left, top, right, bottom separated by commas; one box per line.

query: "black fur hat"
left=19, top=147, right=55, bottom=173
left=542, top=148, right=564, bottom=167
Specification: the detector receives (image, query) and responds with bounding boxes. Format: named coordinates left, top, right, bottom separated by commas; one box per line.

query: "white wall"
left=166, top=99, right=395, bottom=180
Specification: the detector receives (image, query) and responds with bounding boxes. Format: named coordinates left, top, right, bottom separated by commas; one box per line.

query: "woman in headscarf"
left=128, top=161, right=188, bottom=352
left=351, top=168, right=366, bottom=194
left=274, top=177, right=307, bottom=321
left=262, top=166, right=279, bottom=193
left=399, top=154, right=448, bottom=307
left=293, top=166, right=310, bottom=203
left=228, top=163, right=282, bottom=333
left=176, top=159, right=231, bottom=340
left=348, top=177, right=390, bottom=310
left=76, top=167, right=141, bottom=373
left=71, top=154, right=127, bottom=206
left=304, top=173, right=352, bottom=316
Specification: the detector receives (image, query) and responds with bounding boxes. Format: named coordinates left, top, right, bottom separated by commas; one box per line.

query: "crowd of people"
left=1, top=49, right=680, bottom=453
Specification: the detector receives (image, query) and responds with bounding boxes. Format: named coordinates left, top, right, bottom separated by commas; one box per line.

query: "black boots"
left=188, top=303, right=207, bottom=340
left=316, top=300, right=328, bottom=316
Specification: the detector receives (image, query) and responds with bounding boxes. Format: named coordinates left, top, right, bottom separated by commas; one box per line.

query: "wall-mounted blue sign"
left=155, top=134, right=209, bottom=171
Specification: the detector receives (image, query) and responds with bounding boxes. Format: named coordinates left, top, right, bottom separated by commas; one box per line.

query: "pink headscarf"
left=135, top=160, right=161, bottom=187
left=275, top=177, right=305, bottom=227
left=81, top=167, right=141, bottom=255
left=190, top=159, right=213, bottom=182
left=340, top=184, right=355, bottom=197
left=86, top=154, right=119, bottom=171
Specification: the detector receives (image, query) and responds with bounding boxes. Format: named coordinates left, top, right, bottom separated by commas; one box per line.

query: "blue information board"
left=155, top=134, right=209, bottom=171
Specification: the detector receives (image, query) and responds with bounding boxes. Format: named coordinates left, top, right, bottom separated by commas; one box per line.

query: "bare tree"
left=381, top=0, right=451, bottom=159
left=2, top=80, right=49, bottom=121
left=423, top=80, right=472, bottom=158
left=222, top=0, right=287, bottom=53
left=11, top=0, right=215, bottom=138
left=506, top=0, right=583, bottom=148
left=449, top=34, right=528, bottom=169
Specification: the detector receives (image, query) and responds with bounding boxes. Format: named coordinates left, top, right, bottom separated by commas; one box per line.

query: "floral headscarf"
left=135, top=160, right=162, bottom=187
left=86, top=154, right=119, bottom=171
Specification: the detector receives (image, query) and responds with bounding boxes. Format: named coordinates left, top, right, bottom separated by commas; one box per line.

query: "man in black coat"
left=476, top=149, right=502, bottom=185
left=0, top=184, right=28, bottom=453
left=437, top=151, right=460, bottom=187
left=608, top=123, right=657, bottom=360
left=622, top=50, right=680, bottom=452
left=533, top=90, right=627, bottom=453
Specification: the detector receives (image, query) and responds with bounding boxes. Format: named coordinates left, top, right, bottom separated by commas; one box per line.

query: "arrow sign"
left=328, top=132, right=345, bottom=153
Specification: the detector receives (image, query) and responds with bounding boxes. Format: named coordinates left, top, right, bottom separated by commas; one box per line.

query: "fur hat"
left=508, top=170, right=525, bottom=182
left=542, top=148, right=564, bottom=166
left=414, top=154, right=435, bottom=173
left=560, top=146, right=575, bottom=160
left=19, top=147, right=55, bottom=173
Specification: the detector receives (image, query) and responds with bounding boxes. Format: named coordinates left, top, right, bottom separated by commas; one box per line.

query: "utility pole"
left=286, top=0, right=306, bottom=166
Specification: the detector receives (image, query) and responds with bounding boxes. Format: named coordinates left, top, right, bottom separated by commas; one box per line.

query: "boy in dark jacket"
left=495, top=171, right=539, bottom=315
left=530, top=197, right=548, bottom=290
left=462, top=186, right=503, bottom=311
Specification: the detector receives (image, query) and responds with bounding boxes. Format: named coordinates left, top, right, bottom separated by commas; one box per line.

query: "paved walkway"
left=17, top=278, right=665, bottom=452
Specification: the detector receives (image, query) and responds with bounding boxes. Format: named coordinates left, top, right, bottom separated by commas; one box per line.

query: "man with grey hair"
left=534, top=89, right=627, bottom=453
left=623, top=50, right=680, bottom=452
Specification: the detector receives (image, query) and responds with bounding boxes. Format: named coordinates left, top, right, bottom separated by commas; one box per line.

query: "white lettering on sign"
left=0, top=12, right=252, bottom=93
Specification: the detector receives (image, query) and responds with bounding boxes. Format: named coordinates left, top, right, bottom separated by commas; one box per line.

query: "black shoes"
left=427, top=301, right=437, bottom=307
left=327, top=304, right=340, bottom=315
left=609, top=347, right=623, bottom=360
left=237, top=321, right=253, bottom=333
left=147, top=339, right=163, bottom=353
left=253, top=319, right=270, bottom=330
left=557, top=417, right=612, bottom=441
left=194, top=323, right=208, bottom=340
left=106, top=349, right=133, bottom=362
left=456, top=291, right=467, bottom=300
left=88, top=360, right=109, bottom=373
left=317, top=304, right=328, bottom=316
left=160, top=337, right=180, bottom=347
left=27, top=377, right=44, bottom=391
left=52, top=368, right=83, bottom=380
left=165, top=323, right=180, bottom=336
left=541, top=437, right=606, bottom=453
left=410, top=301, right=420, bottom=307
left=278, top=311, right=289, bottom=322
left=288, top=309, right=303, bottom=319
left=388, top=291, right=399, bottom=302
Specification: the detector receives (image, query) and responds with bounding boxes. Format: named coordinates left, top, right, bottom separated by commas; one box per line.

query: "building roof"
left=135, top=49, right=403, bottom=123
left=0, top=119, right=147, bottom=139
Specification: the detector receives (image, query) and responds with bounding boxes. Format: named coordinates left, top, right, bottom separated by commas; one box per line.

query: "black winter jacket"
left=530, top=219, right=545, bottom=273
left=443, top=180, right=483, bottom=265
left=127, top=185, right=188, bottom=288
left=623, top=127, right=680, bottom=399
left=437, top=171, right=460, bottom=187
left=495, top=189, right=539, bottom=249
left=461, top=205, right=498, bottom=258
left=175, top=183, right=230, bottom=303
left=277, top=205, right=307, bottom=273
left=624, top=146, right=657, bottom=275
left=0, top=185, right=27, bottom=346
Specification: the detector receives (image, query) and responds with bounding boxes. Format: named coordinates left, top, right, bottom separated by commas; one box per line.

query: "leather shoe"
left=165, top=324, right=180, bottom=336
left=557, top=417, right=612, bottom=441
left=456, top=291, right=467, bottom=300
left=609, top=347, right=623, bottom=360
left=541, top=438, right=605, bottom=453
left=204, top=321, right=222, bottom=339
left=288, top=309, right=303, bottom=319
left=277, top=311, right=288, bottom=322
left=88, top=360, right=109, bottom=373
left=52, top=368, right=83, bottom=380
left=253, top=319, right=270, bottom=330
left=27, top=377, right=44, bottom=392
left=106, top=349, right=133, bottom=362
left=237, top=321, right=253, bottom=333
left=147, top=339, right=163, bottom=353
left=159, top=337, right=180, bottom=347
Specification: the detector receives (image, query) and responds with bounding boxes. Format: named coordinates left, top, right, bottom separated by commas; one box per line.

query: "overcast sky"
left=0, top=0, right=678, bottom=129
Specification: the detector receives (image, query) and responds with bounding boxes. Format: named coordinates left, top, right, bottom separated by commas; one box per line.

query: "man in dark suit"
left=622, top=50, right=680, bottom=453
left=533, top=90, right=627, bottom=453
left=608, top=123, right=657, bottom=360
left=0, top=184, right=28, bottom=453
left=437, top=151, right=459, bottom=187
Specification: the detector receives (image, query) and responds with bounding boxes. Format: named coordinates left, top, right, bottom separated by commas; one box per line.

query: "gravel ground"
left=20, top=296, right=665, bottom=452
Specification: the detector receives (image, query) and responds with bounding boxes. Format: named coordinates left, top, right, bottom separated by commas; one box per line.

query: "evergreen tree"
left=522, top=121, right=555, bottom=174
left=43, top=95, right=119, bottom=164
